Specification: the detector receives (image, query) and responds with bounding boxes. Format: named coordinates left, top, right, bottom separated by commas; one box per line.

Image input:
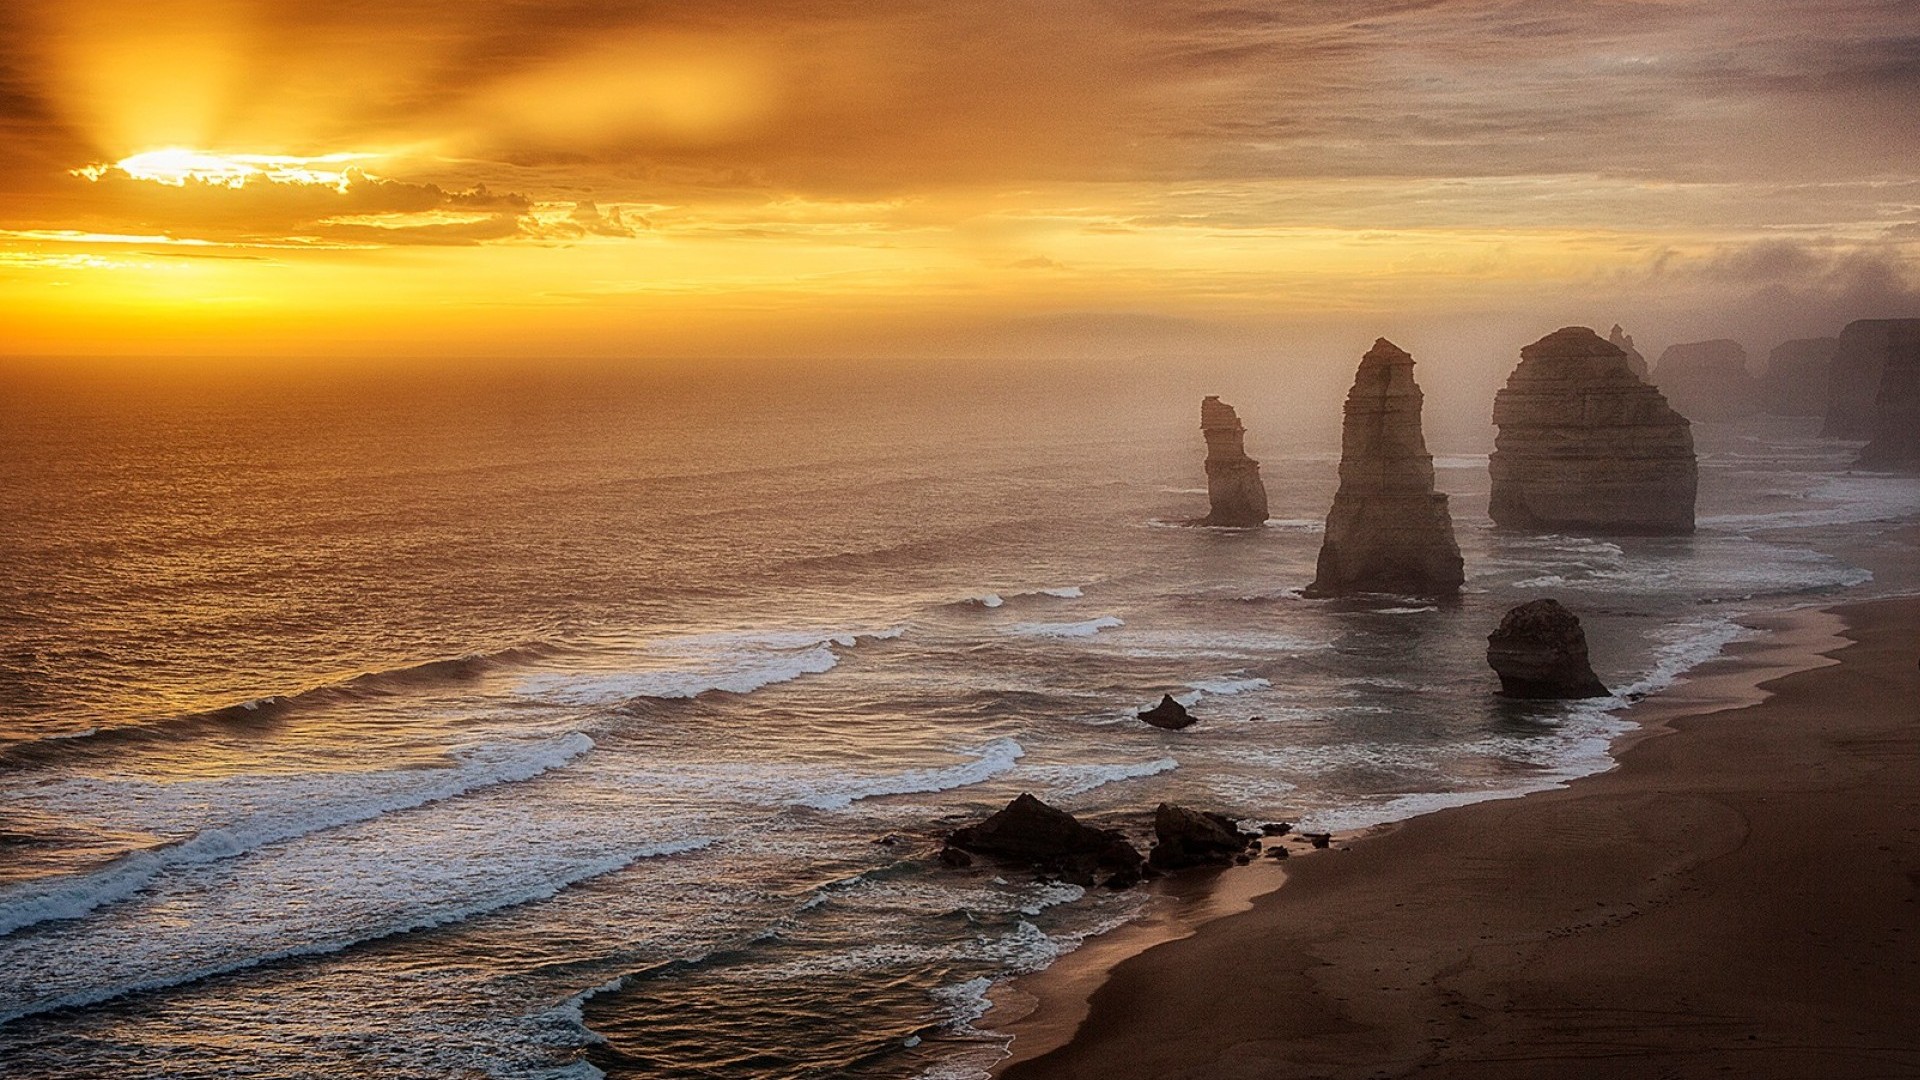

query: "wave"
left=0, top=732, right=596, bottom=938
left=1185, top=676, right=1270, bottom=697
left=795, top=739, right=1025, bottom=810
left=1013, top=757, right=1177, bottom=798
left=516, top=629, right=902, bottom=707
left=954, top=586, right=1084, bottom=610
left=0, top=836, right=711, bottom=1027
left=0, top=642, right=567, bottom=768
left=1003, top=616, right=1123, bottom=639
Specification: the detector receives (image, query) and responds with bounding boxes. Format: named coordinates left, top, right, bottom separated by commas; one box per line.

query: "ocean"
left=2, top=356, right=1915, bottom=1079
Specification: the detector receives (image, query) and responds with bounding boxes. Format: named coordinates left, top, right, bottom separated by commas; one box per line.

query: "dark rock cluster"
left=1487, top=599, right=1611, bottom=700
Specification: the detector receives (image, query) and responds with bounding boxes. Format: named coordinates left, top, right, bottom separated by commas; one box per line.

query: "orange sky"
left=1, top=0, right=1916, bottom=360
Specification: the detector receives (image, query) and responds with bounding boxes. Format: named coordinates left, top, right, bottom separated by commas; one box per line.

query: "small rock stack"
left=1489, top=327, right=1698, bottom=535
left=1608, top=324, right=1651, bottom=381
left=1304, top=339, right=1464, bottom=598
left=1196, top=396, right=1270, bottom=527
left=1487, top=599, right=1610, bottom=699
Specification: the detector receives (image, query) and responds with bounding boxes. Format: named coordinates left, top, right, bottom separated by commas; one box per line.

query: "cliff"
left=1489, top=327, right=1697, bottom=535
left=1607, top=324, right=1650, bottom=381
left=1653, top=338, right=1761, bottom=420
left=1303, top=339, right=1464, bottom=598
left=1825, top=319, right=1920, bottom=437
left=1856, top=322, right=1920, bottom=468
left=1194, top=396, right=1269, bottom=527
left=1762, top=337, right=1840, bottom=417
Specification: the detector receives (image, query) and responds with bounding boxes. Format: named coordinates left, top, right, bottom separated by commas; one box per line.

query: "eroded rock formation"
left=1138, top=694, right=1195, bottom=730
left=1195, top=396, right=1269, bottom=527
left=1825, top=319, right=1920, bottom=437
left=1653, top=339, right=1761, bottom=420
left=1490, top=327, right=1697, bottom=535
left=1487, top=599, right=1610, bottom=699
left=1857, top=322, right=1920, bottom=468
left=1762, top=337, right=1840, bottom=417
left=1147, top=804, right=1260, bottom=870
left=1608, top=324, right=1650, bottom=381
left=1303, top=339, right=1464, bottom=598
left=943, top=793, right=1145, bottom=888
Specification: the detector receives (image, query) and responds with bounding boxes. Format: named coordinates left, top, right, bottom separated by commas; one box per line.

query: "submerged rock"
left=1653, top=339, right=1762, bottom=420
left=1824, top=319, right=1920, bottom=437
left=1147, top=804, right=1260, bottom=870
left=1762, top=337, right=1839, bottom=417
left=1195, top=396, right=1270, bottom=527
left=1489, top=327, right=1698, bottom=535
left=944, top=793, right=1145, bottom=888
left=1304, top=339, right=1464, bottom=599
left=1857, top=323, right=1920, bottom=468
left=1138, top=694, right=1196, bottom=730
left=1487, top=599, right=1611, bottom=699
left=1608, top=324, right=1650, bottom=381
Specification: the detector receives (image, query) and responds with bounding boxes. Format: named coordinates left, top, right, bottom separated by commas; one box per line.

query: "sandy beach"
left=997, top=595, right=1920, bottom=1079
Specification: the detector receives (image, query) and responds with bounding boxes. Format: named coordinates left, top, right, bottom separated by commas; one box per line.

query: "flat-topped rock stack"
left=1857, top=322, right=1920, bottom=468
left=1653, top=338, right=1761, bottom=420
left=1304, top=339, right=1464, bottom=598
left=1195, top=396, right=1269, bottom=527
left=1762, top=337, right=1840, bottom=416
left=1608, top=324, right=1650, bottom=381
left=1490, top=327, right=1698, bottom=535
left=1825, top=318, right=1920, bottom=437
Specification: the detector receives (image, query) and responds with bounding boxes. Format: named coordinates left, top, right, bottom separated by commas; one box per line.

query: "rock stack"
left=1490, top=327, right=1698, bottom=535
left=1762, top=337, right=1840, bottom=417
left=1857, top=322, right=1920, bottom=468
left=1825, top=319, right=1920, bottom=437
left=1304, top=339, right=1464, bottom=599
left=1195, top=396, right=1269, bottom=527
left=1608, top=324, right=1650, bottom=381
left=1487, top=599, right=1610, bottom=699
left=1653, top=339, right=1761, bottom=420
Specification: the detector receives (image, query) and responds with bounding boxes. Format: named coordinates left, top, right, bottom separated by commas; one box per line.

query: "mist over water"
left=1, top=358, right=1914, bottom=1079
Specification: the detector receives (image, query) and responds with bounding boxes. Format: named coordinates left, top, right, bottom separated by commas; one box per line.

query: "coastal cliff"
left=1653, top=338, right=1761, bottom=420
left=1304, top=339, right=1463, bottom=598
left=1490, top=326, right=1697, bottom=535
left=1856, top=322, right=1920, bottom=468
left=1762, top=337, right=1839, bottom=417
left=1824, top=318, right=1920, bottom=437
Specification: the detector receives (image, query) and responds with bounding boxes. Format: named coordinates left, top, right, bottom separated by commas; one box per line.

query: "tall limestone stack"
left=1762, top=337, right=1840, bottom=416
left=1653, top=338, right=1761, bottom=419
left=1196, top=396, right=1269, bottom=527
left=1856, top=322, right=1920, bottom=467
left=1303, top=339, right=1464, bottom=598
left=1825, top=318, right=1920, bottom=437
left=1608, top=324, right=1650, bottom=381
left=1490, top=327, right=1698, bottom=535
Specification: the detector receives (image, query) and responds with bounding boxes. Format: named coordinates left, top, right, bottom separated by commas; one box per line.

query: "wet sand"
left=996, top=596, right=1920, bottom=1079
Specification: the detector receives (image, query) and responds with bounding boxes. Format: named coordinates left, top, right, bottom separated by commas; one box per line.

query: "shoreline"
left=988, top=594, right=1918, bottom=1077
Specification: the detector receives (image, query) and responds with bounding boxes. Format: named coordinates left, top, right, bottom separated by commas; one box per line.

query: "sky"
left=1, top=0, right=1917, bottom=362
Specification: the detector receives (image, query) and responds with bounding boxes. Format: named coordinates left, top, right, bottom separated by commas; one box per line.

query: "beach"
left=998, top=595, right=1920, bottom=1079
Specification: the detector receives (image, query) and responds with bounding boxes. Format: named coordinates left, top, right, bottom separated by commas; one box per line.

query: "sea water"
left=1, top=359, right=1914, bottom=1079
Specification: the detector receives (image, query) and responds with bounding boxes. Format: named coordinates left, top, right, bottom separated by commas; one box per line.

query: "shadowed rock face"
left=1608, top=324, right=1650, bottom=381
left=1763, top=337, right=1840, bottom=417
left=1490, top=326, right=1697, bottom=535
left=1654, top=338, right=1761, bottom=420
left=1147, top=804, right=1260, bottom=870
left=1304, top=339, right=1464, bottom=599
left=1138, top=694, right=1195, bottom=730
left=944, top=793, right=1145, bottom=888
left=1487, top=599, right=1610, bottom=699
left=1826, top=319, right=1920, bottom=437
left=1857, top=322, right=1920, bottom=468
left=1196, top=396, right=1269, bottom=527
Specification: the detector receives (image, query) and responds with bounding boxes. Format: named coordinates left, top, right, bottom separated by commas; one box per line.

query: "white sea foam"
left=0, top=732, right=596, bottom=938
left=1015, top=757, right=1178, bottom=797
left=1263, top=518, right=1326, bottom=532
left=795, top=739, right=1025, bottom=810
left=0, top=836, right=712, bottom=1025
left=1004, top=616, right=1123, bottom=638
left=1186, top=676, right=1271, bottom=696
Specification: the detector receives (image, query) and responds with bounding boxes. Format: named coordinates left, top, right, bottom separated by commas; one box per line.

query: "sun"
left=73, top=149, right=375, bottom=190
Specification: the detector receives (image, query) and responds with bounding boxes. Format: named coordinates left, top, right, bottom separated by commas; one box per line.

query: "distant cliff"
left=1761, top=337, right=1839, bottom=417
left=1825, top=319, right=1920, bottom=438
left=1653, top=339, right=1761, bottom=420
